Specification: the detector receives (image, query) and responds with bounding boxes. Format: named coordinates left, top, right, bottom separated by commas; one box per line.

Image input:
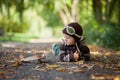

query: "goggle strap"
left=74, top=33, right=82, bottom=38
left=75, top=43, right=81, bottom=57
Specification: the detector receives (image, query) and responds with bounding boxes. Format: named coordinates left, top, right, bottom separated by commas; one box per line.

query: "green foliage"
left=101, top=24, right=120, bottom=50
left=84, top=20, right=120, bottom=50
left=84, top=20, right=102, bottom=45
left=52, top=26, right=62, bottom=38
left=0, top=16, right=29, bottom=33
left=35, top=1, right=61, bottom=28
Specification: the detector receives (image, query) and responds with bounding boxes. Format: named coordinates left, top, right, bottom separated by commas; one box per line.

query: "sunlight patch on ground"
left=1, top=42, right=22, bottom=47
left=29, top=38, right=61, bottom=43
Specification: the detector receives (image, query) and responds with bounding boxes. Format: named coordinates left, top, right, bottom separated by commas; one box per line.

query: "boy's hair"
left=62, top=22, right=83, bottom=41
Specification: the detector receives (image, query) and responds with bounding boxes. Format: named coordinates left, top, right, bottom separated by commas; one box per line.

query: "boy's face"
left=63, top=34, right=76, bottom=46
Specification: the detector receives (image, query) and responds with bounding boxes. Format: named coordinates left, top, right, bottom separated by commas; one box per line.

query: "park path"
left=0, top=38, right=120, bottom=80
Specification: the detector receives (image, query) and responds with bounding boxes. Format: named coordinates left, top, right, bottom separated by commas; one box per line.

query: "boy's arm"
left=59, top=44, right=75, bottom=62
left=59, top=51, right=75, bottom=62
left=79, top=45, right=90, bottom=61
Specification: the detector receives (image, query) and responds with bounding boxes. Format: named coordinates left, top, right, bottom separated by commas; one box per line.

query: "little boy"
left=52, top=22, right=90, bottom=62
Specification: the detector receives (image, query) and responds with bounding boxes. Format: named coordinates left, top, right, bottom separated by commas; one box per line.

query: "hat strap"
left=75, top=43, right=81, bottom=57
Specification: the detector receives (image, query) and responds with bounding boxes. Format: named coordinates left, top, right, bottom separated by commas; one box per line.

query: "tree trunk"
left=107, top=0, right=116, bottom=23
left=54, top=0, right=79, bottom=25
left=19, top=0, right=24, bottom=22
left=5, top=0, right=10, bottom=19
left=105, top=0, right=109, bottom=23
left=118, top=0, right=120, bottom=25
left=92, top=0, right=102, bottom=24
left=57, top=8, right=68, bottom=25
left=71, top=0, right=79, bottom=22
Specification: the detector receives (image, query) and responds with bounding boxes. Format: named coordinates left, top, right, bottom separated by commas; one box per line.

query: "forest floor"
left=0, top=39, right=120, bottom=80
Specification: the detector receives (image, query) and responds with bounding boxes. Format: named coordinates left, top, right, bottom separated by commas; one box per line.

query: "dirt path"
left=0, top=41, right=120, bottom=80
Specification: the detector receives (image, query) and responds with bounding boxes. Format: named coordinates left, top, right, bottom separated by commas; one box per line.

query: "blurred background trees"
left=0, top=0, right=120, bottom=50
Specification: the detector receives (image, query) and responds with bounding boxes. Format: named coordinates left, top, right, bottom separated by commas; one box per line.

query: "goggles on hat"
left=64, top=26, right=83, bottom=38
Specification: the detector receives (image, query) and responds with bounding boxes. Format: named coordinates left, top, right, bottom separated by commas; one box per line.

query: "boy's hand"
left=73, top=51, right=79, bottom=61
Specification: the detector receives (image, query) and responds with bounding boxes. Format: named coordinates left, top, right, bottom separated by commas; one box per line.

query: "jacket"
left=59, top=38, right=90, bottom=62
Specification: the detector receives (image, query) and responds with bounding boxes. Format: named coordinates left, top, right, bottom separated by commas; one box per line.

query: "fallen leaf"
left=114, top=75, right=120, bottom=80
left=39, top=68, right=47, bottom=72
left=105, top=52, right=111, bottom=57
left=87, top=65, right=95, bottom=70
left=75, top=60, right=84, bottom=65
left=19, top=54, right=25, bottom=60
left=0, top=71, right=5, bottom=75
left=28, top=75, right=36, bottom=79
left=35, top=65, right=41, bottom=69
left=11, top=61, right=21, bottom=67
left=49, top=64, right=59, bottom=68
left=114, top=65, right=120, bottom=71
left=5, top=75, right=15, bottom=79
left=69, top=66, right=87, bottom=73
left=44, top=64, right=59, bottom=71
left=0, top=73, right=6, bottom=79
left=54, top=77, right=63, bottom=80
left=91, top=74, right=105, bottom=80
left=74, top=69, right=86, bottom=73
left=69, top=72, right=74, bottom=74
left=56, top=68, right=66, bottom=72
left=0, top=64, right=7, bottom=68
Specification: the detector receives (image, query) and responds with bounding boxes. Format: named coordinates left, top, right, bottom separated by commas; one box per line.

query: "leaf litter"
left=0, top=44, right=120, bottom=80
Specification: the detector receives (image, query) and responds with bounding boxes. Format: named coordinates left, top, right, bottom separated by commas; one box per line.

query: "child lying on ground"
left=52, top=22, right=90, bottom=62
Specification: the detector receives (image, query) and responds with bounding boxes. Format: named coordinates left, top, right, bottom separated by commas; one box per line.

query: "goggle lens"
left=67, top=27, right=75, bottom=34
left=64, top=26, right=83, bottom=39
